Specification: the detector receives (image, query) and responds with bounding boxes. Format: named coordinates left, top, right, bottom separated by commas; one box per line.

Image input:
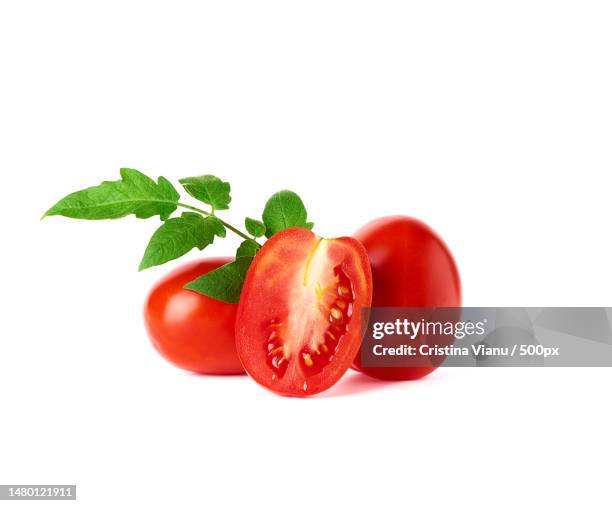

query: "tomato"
left=353, top=216, right=461, bottom=380
left=236, top=227, right=372, bottom=396
left=143, top=258, right=244, bottom=375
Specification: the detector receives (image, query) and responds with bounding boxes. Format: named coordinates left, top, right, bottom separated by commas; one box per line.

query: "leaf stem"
left=177, top=203, right=260, bottom=245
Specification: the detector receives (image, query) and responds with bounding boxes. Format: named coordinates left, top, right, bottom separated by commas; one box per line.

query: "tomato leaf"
left=185, top=256, right=253, bottom=303
left=245, top=217, right=266, bottom=237
left=179, top=175, right=231, bottom=211
left=236, top=239, right=260, bottom=258
left=139, top=212, right=226, bottom=271
left=262, top=190, right=312, bottom=237
left=43, top=168, right=180, bottom=221
left=206, top=215, right=227, bottom=238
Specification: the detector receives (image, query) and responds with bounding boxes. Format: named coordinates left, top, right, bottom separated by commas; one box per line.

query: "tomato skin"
left=236, top=227, right=372, bottom=396
left=353, top=216, right=461, bottom=380
left=143, top=258, right=244, bottom=375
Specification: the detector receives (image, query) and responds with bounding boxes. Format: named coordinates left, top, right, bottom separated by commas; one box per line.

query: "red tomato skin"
left=353, top=216, right=461, bottom=380
left=236, top=227, right=372, bottom=397
left=143, top=258, right=244, bottom=375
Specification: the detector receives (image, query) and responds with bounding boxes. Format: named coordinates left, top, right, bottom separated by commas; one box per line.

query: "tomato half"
left=353, top=216, right=461, bottom=380
left=236, top=227, right=372, bottom=396
left=144, top=258, right=244, bottom=375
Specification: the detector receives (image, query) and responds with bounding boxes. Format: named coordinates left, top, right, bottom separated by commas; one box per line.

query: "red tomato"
left=236, top=227, right=372, bottom=396
left=144, top=258, right=244, bottom=375
left=353, top=216, right=461, bottom=380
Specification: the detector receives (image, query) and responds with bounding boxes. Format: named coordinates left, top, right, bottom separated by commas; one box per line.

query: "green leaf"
left=185, top=256, right=253, bottom=303
left=236, top=239, right=260, bottom=258
left=43, top=168, right=180, bottom=221
left=206, top=215, right=227, bottom=238
left=139, top=212, right=226, bottom=271
left=179, top=175, right=231, bottom=211
left=244, top=217, right=266, bottom=237
left=262, top=190, right=312, bottom=237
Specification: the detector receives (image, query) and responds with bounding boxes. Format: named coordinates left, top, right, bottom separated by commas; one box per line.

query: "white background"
left=1, top=1, right=611, bottom=504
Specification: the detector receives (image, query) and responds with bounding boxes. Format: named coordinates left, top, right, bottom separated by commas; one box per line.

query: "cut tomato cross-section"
left=236, top=227, right=372, bottom=396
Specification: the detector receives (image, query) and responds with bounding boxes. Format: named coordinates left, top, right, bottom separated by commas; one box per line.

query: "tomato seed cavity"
left=264, top=266, right=355, bottom=379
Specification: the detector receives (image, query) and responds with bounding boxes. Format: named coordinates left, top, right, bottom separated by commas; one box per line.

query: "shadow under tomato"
left=185, top=370, right=246, bottom=377
left=316, top=370, right=400, bottom=398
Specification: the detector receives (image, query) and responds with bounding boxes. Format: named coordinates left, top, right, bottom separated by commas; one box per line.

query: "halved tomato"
left=236, top=227, right=372, bottom=396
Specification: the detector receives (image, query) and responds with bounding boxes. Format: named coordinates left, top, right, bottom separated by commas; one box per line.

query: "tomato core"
left=265, top=265, right=355, bottom=379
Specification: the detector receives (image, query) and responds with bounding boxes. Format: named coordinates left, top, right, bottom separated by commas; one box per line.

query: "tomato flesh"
left=352, top=216, right=461, bottom=380
left=236, top=227, right=372, bottom=396
left=144, top=258, right=244, bottom=375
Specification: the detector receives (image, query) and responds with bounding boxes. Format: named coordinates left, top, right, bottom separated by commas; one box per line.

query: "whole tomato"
left=353, top=216, right=461, bottom=380
left=144, top=258, right=244, bottom=375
